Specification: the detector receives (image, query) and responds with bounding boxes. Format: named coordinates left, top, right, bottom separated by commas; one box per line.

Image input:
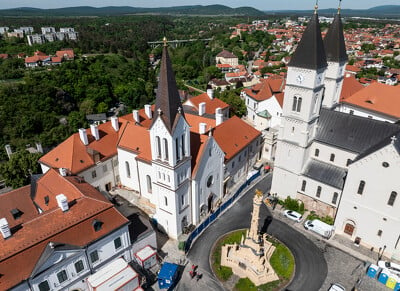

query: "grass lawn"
left=211, top=230, right=295, bottom=290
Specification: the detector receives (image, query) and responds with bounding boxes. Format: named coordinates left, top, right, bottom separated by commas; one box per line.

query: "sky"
left=0, top=0, right=399, bottom=11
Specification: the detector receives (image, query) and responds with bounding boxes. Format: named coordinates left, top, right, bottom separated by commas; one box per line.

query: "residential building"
left=0, top=27, right=9, bottom=34
left=40, top=41, right=262, bottom=239
left=0, top=169, right=143, bottom=290
left=216, top=50, right=239, bottom=66
left=41, top=27, right=56, bottom=34
left=27, top=34, right=45, bottom=46
left=270, top=6, right=400, bottom=259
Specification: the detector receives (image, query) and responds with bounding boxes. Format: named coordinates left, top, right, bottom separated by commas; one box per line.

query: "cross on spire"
left=314, top=0, right=319, bottom=14
left=391, top=135, right=397, bottom=144
left=338, top=0, right=342, bottom=14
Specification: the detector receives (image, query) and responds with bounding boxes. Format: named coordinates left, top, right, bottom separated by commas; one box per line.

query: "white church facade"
left=270, top=7, right=400, bottom=259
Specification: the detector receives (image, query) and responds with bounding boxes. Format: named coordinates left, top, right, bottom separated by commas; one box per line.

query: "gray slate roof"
left=324, top=13, right=348, bottom=63
left=316, top=109, right=400, bottom=154
left=303, top=159, right=346, bottom=189
left=288, top=13, right=327, bottom=70
left=152, top=43, right=184, bottom=132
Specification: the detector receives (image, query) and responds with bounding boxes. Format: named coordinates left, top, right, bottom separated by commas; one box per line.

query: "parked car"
left=283, top=210, right=302, bottom=222
left=378, top=260, right=400, bottom=276
left=328, top=283, right=345, bottom=291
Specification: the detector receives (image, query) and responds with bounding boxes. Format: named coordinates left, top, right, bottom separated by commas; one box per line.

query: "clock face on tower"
left=296, top=74, right=305, bottom=84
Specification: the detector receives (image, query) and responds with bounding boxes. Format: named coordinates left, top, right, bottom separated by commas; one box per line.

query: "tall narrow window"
left=388, top=191, right=397, bottom=206
left=146, top=175, right=152, bottom=193
left=357, top=180, right=365, bottom=195
left=301, top=180, right=306, bottom=192
left=292, top=96, right=298, bottom=111
left=316, top=186, right=321, bottom=198
left=156, top=136, right=161, bottom=158
left=346, top=159, right=352, bottom=166
left=57, top=270, right=68, bottom=283
left=125, top=161, right=130, bottom=178
left=332, top=192, right=338, bottom=204
left=314, top=149, right=319, bottom=157
left=296, top=97, right=302, bottom=112
left=163, top=138, right=169, bottom=161
left=164, top=196, right=168, bottom=206
left=175, top=138, right=180, bottom=161
left=38, top=281, right=50, bottom=291
left=330, top=154, right=335, bottom=162
left=181, top=134, right=185, bottom=157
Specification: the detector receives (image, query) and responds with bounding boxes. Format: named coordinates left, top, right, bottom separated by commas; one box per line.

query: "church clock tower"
left=149, top=39, right=191, bottom=239
left=271, top=6, right=327, bottom=198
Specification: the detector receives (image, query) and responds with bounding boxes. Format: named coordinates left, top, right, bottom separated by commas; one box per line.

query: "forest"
left=0, top=15, right=275, bottom=186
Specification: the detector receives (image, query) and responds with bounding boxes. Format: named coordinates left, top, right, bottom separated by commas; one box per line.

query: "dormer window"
left=92, top=219, right=103, bottom=232
left=44, top=195, right=49, bottom=205
left=10, top=208, right=23, bottom=220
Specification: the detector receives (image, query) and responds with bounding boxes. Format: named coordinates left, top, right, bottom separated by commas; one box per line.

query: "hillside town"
left=0, top=4, right=400, bottom=291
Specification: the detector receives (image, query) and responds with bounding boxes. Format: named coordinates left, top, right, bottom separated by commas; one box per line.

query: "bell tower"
left=149, top=38, right=191, bottom=239
left=271, top=5, right=327, bottom=198
left=322, top=1, right=348, bottom=109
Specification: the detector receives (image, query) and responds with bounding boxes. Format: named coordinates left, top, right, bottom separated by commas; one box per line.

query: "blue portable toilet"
left=367, top=264, right=379, bottom=278
left=378, top=269, right=390, bottom=285
left=394, top=280, right=400, bottom=291
left=158, top=262, right=179, bottom=289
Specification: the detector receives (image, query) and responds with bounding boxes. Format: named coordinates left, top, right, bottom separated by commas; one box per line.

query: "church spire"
left=324, top=1, right=348, bottom=63
left=153, top=37, right=184, bottom=132
left=288, top=7, right=327, bottom=70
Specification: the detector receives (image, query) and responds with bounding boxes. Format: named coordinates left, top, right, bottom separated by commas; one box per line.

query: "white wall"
left=311, top=142, right=358, bottom=168
left=80, top=157, right=119, bottom=192
left=118, top=149, right=140, bottom=191
left=335, top=103, right=397, bottom=123
left=334, top=143, right=400, bottom=259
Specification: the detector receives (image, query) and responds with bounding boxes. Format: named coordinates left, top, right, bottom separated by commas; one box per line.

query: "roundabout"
left=186, top=175, right=328, bottom=291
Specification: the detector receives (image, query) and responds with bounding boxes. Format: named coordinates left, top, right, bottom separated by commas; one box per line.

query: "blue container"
left=394, top=280, right=400, bottom=291
left=158, top=262, right=179, bottom=289
left=367, top=264, right=379, bottom=278
left=378, top=269, right=390, bottom=285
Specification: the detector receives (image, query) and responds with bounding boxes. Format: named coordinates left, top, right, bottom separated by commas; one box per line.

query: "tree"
left=0, top=150, right=42, bottom=189
left=216, top=89, right=246, bottom=118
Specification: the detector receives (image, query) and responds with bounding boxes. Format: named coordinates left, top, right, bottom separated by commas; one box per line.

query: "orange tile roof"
left=118, top=121, right=152, bottom=163
left=56, top=49, right=74, bottom=59
left=185, top=93, right=229, bottom=115
left=212, top=116, right=261, bottom=161
left=342, top=82, right=400, bottom=118
left=184, top=114, right=216, bottom=134
left=190, top=133, right=209, bottom=175
left=340, top=76, right=364, bottom=101
left=0, top=169, right=128, bottom=290
left=243, top=78, right=285, bottom=102
left=39, top=120, right=125, bottom=174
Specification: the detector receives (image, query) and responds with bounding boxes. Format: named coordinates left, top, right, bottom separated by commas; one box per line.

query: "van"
left=304, top=219, right=334, bottom=239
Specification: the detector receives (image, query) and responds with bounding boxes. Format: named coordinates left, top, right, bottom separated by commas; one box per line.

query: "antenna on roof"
left=314, top=0, right=319, bottom=14
left=338, top=0, right=342, bottom=14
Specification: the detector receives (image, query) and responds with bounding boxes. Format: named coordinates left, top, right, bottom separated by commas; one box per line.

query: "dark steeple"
left=153, top=38, right=184, bottom=132
left=288, top=8, right=327, bottom=70
left=323, top=5, right=348, bottom=63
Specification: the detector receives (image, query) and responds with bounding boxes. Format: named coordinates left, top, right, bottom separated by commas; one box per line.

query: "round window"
left=207, top=175, right=213, bottom=187
left=382, top=162, right=389, bottom=168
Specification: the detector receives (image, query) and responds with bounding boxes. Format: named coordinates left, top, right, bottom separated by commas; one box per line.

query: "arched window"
left=330, top=154, right=335, bottom=162
left=332, top=192, right=338, bottom=204
left=315, top=149, right=319, bottom=157
left=357, top=180, right=365, bottom=195
left=181, top=134, right=185, bottom=157
left=146, top=175, right=152, bottom=193
left=163, top=138, right=169, bottom=161
left=175, top=138, right=180, bottom=162
left=388, top=191, right=397, bottom=206
left=125, top=161, right=130, bottom=178
left=292, top=96, right=298, bottom=111
left=301, top=180, right=306, bottom=192
left=156, top=136, right=161, bottom=158
left=296, top=97, right=302, bottom=112
left=316, top=186, right=321, bottom=198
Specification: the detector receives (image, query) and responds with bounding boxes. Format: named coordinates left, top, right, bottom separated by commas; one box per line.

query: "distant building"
left=216, top=50, right=239, bottom=66
left=41, top=27, right=56, bottom=34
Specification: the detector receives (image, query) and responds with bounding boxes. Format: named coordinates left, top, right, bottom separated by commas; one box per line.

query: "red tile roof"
left=0, top=169, right=128, bottom=290
left=242, top=77, right=285, bottom=103
left=184, top=93, right=229, bottom=115
left=342, top=82, right=400, bottom=118
left=212, top=116, right=261, bottom=161
left=216, top=50, right=237, bottom=58
left=340, top=75, right=364, bottom=101
left=118, top=121, right=152, bottom=163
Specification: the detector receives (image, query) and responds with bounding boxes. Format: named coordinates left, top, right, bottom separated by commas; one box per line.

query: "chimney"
left=90, top=124, right=100, bottom=141
left=56, top=194, right=69, bottom=212
left=78, top=128, right=88, bottom=145
left=59, top=168, right=67, bottom=177
left=5, top=144, right=12, bottom=159
left=35, top=142, right=43, bottom=153
left=0, top=218, right=11, bottom=239
left=144, top=104, right=152, bottom=119
left=199, top=123, right=207, bottom=134
left=216, top=113, right=224, bottom=126
left=207, top=88, right=214, bottom=99
left=111, top=116, right=119, bottom=132
left=199, top=102, right=206, bottom=116
left=133, top=110, right=140, bottom=123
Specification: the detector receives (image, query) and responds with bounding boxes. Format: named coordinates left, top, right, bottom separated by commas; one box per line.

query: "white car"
left=283, top=210, right=302, bottom=222
left=378, top=260, right=400, bottom=276
left=328, top=283, right=345, bottom=291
